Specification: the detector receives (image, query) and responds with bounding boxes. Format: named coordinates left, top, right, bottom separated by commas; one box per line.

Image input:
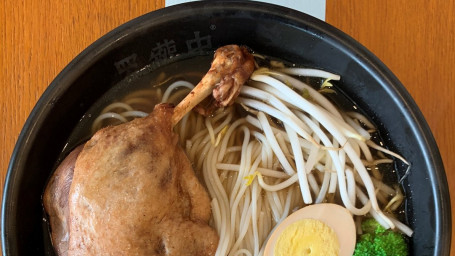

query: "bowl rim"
left=2, top=1, right=451, bottom=255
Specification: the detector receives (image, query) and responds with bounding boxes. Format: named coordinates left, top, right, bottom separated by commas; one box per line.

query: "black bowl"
left=2, top=1, right=450, bottom=255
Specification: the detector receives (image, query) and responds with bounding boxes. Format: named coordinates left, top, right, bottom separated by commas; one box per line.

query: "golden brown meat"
left=43, top=145, right=84, bottom=256
left=43, top=45, right=255, bottom=256
left=68, top=104, right=218, bottom=255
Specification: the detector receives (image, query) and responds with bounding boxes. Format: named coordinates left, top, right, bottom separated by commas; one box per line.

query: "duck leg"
left=43, top=45, right=254, bottom=256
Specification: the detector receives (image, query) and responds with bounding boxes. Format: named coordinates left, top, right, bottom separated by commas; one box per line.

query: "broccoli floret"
left=360, top=218, right=387, bottom=234
left=353, top=218, right=408, bottom=256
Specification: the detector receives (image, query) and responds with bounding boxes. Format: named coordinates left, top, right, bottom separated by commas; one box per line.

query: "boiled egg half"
left=263, top=203, right=356, bottom=256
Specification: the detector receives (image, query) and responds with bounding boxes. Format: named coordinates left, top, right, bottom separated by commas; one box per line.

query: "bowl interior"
left=2, top=1, right=450, bottom=255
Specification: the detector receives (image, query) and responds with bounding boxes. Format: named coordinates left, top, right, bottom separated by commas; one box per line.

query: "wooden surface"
left=1, top=0, right=453, bottom=253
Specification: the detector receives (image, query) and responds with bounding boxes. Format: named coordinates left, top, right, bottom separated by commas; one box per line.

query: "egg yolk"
left=273, top=219, right=339, bottom=256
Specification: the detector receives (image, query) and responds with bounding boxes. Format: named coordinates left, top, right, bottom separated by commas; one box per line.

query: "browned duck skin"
left=68, top=104, right=218, bottom=255
left=43, top=45, right=255, bottom=256
left=43, top=145, right=84, bottom=256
